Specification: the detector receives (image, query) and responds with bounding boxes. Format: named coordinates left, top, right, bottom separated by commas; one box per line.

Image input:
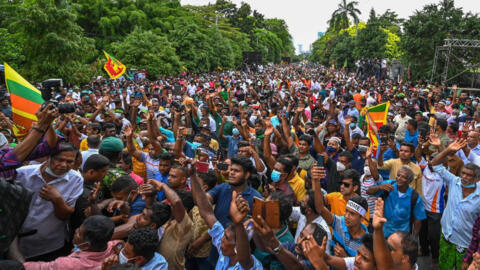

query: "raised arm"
left=230, top=191, right=254, bottom=269
left=263, top=122, right=277, bottom=169
left=190, top=171, right=217, bottom=229
left=372, top=198, right=394, bottom=270
left=281, top=114, right=294, bottom=148
left=311, top=166, right=333, bottom=225
left=344, top=118, right=354, bottom=151
left=431, top=139, right=467, bottom=166
left=149, top=180, right=185, bottom=222
left=146, top=113, right=163, bottom=155
left=124, top=125, right=143, bottom=160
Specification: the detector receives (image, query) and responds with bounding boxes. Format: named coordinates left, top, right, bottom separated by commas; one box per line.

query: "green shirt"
left=212, top=113, right=233, bottom=137
left=253, top=224, right=294, bottom=270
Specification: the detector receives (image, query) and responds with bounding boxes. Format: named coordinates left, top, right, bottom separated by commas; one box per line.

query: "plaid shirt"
left=464, top=214, right=480, bottom=263
left=0, top=137, right=62, bottom=179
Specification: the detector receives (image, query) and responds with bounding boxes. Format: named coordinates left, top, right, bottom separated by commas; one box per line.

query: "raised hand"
left=36, top=103, right=58, bottom=128
left=311, top=166, right=326, bottom=183
left=230, top=191, right=249, bottom=225
left=264, top=121, right=274, bottom=136
left=124, top=125, right=133, bottom=137
left=447, top=138, right=467, bottom=153
left=302, top=236, right=327, bottom=266
left=372, top=198, right=387, bottom=230
left=429, top=132, right=441, bottom=147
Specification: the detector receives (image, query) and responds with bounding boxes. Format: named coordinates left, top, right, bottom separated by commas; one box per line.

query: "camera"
left=41, top=99, right=76, bottom=114
left=171, top=100, right=185, bottom=111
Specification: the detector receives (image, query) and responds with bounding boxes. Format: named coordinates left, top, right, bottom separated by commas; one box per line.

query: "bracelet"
left=272, top=243, right=282, bottom=254
left=31, top=127, right=47, bottom=134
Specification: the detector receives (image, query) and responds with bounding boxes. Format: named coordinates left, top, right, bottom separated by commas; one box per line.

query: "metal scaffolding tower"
left=430, top=39, right=480, bottom=85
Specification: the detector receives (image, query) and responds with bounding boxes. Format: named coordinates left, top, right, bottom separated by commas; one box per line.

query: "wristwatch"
left=272, top=244, right=282, bottom=254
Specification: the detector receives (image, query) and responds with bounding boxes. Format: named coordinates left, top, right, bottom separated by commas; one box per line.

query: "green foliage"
left=328, top=0, right=361, bottom=33
left=11, top=0, right=96, bottom=83
left=109, top=29, right=182, bottom=78
left=353, top=23, right=387, bottom=59
left=0, top=0, right=293, bottom=83
left=0, top=28, right=25, bottom=66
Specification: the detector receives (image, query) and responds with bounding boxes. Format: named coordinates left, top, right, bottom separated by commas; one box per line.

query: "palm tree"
left=328, top=0, right=362, bottom=34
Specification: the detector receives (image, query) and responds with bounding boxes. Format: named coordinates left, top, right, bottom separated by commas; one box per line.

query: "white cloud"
left=181, top=0, right=479, bottom=54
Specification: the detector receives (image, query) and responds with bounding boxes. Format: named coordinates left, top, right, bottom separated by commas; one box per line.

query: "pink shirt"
left=24, top=240, right=121, bottom=270
left=130, top=171, right=145, bottom=186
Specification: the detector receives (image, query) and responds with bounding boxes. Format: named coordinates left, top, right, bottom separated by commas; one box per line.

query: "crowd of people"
left=0, top=63, right=479, bottom=270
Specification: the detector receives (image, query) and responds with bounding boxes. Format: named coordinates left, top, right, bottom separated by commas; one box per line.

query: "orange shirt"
left=353, top=93, right=363, bottom=109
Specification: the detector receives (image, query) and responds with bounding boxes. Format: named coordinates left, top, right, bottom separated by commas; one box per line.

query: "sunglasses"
left=339, top=181, right=351, bottom=188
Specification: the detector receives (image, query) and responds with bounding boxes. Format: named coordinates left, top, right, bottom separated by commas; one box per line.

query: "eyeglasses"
left=339, top=182, right=351, bottom=188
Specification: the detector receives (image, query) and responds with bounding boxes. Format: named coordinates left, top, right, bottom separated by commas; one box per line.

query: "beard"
left=229, top=176, right=247, bottom=187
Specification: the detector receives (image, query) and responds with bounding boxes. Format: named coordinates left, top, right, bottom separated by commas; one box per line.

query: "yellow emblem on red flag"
left=103, top=51, right=126, bottom=79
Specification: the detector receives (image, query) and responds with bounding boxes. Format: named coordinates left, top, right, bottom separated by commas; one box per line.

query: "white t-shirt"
left=344, top=257, right=355, bottom=270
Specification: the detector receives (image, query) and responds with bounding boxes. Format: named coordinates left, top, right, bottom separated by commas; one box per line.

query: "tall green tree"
left=328, top=0, right=361, bottom=33
left=109, top=28, right=182, bottom=78
left=12, top=0, right=96, bottom=83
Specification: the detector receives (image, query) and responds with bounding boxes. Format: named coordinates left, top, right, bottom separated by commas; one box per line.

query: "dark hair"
left=83, top=154, right=110, bottom=172
left=341, top=169, right=360, bottom=188
left=352, top=133, right=362, bottom=140
left=395, top=231, right=419, bottom=267
left=52, top=142, right=77, bottom=158
left=198, top=170, right=218, bottom=190
left=110, top=175, right=138, bottom=194
left=148, top=202, right=171, bottom=228
left=238, top=141, right=250, bottom=149
left=308, top=223, right=328, bottom=246
left=359, top=136, right=370, bottom=143
left=436, top=119, right=448, bottom=132
left=348, top=196, right=369, bottom=215
left=82, top=215, right=115, bottom=251
left=360, top=233, right=374, bottom=254
left=171, top=165, right=187, bottom=178
left=407, top=119, right=417, bottom=129
left=298, top=135, right=313, bottom=146
left=277, top=157, right=294, bottom=173
left=121, top=152, right=133, bottom=168
left=127, top=227, right=159, bottom=261
left=448, top=122, right=459, bottom=133
left=378, top=125, right=391, bottom=134
left=103, top=122, right=116, bottom=131
left=282, top=154, right=299, bottom=168
left=400, top=142, right=415, bottom=153
left=269, top=192, right=293, bottom=225
left=99, top=149, right=121, bottom=163
left=230, top=156, right=254, bottom=175
left=87, top=134, right=101, bottom=148
left=159, top=152, right=174, bottom=162
left=338, top=151, right=353, bottom=163
left=176, top=190, right=194, bottom=212
left=89, top=122, right=102, bottom=133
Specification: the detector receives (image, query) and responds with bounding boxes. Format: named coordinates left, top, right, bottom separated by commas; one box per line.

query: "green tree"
left=12, top=0, right=96, bottom=83
left=328, top=0, right=361, bottom=33
left=0, top=28, right=25, bottom=66
left=109, top=28, right=182, bottom=78
left=353, top=23, right=387, bottom=59
left=264, top=18, right=295, bottom=56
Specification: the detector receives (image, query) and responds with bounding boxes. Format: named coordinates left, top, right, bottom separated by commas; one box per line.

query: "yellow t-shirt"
left=377, top=159, right=423, bottom=196
left=326, top=192, right=370, bottom=225
left=288, top=173, right=307, bottom=202
left=79, top=138, right=89, bottom=151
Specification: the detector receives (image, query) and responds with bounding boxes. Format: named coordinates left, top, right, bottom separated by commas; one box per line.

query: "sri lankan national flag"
left=4, top=63, right=44, bottom=137
left=103, top=51, right=126, bottom=79
left=366, top=102, right=390, bottom=155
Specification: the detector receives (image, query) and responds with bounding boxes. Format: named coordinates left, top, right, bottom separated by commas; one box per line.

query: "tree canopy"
left=0, top=0, right=294, bottom=82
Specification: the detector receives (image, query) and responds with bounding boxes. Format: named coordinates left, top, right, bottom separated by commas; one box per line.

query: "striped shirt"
left=421, top=166, right=446, bottom=213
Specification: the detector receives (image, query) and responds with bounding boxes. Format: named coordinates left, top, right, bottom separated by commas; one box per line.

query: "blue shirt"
left=403, top=129, right=419, bottom=148
left=208, top=183, right=262, bottom=227
left=153, top=172, right=169, bottom=201
left=331, top=215, right=367, bottom=256
left=350, top=147, right=365, bottom=174
left=375, top=180, right=426, bottom=238
left=433, top=165, right=480, bottom=248
left=225, top=135, right=242, bottom=158
left=209, top=221, right=263, bottom=270
left=159, top=127, right=175, bottom=143
left=141, top=252, right=168, bottom=270
left=130, top=195, right=146, bottom=216
left=376, top=135, right=397, bottom=180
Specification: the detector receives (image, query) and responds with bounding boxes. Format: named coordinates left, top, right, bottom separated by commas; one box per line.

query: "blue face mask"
left=73, top=242, right=88, bottom=252
left=445, top=100, right=451, bottom=105
left=191, top=142, right=202, bottom=149
left=462, top=183, right=476, bottom=189
left=326, top=146, right=337, bottom=153
left=349, top=123, right=356, bottom=129
left=473, top=101, right=478, bottom=107
left=165, top=108, right=170, bottom=113
left=271, top=170, right=282, bottom=182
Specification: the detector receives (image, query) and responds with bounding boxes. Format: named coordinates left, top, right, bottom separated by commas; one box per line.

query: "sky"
left=181, top=0, right=479, bottom=54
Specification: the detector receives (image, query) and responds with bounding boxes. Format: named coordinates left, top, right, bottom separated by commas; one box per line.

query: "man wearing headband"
left=312, top=166, right=368, bottom=257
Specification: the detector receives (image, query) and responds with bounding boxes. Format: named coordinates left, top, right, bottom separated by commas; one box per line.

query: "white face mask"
left=363, top=166, right=371, bottom=176
left=336, top=162, right=346, bottom=171
left=119, top=248, right=139, bottom=264
left=45, top=165, right=68, bottom=178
